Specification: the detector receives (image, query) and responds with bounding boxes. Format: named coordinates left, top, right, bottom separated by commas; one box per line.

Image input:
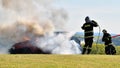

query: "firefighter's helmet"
left=102, top=29, right=107, bottom=33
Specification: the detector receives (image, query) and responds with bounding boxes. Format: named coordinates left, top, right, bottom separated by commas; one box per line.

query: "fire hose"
left=95, top=25, right=101, bottom=54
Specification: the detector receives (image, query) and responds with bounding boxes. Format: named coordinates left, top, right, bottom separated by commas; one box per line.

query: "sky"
left=53, top=0, right=120, bottom=34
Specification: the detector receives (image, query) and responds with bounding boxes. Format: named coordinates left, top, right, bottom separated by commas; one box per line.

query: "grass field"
left=0, top=44, right=120, bottom=68
left=0, top=54, right=120, bottom=68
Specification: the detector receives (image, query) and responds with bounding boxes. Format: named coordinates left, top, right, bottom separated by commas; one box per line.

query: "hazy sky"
left=54, top=0, right=120, bottom=34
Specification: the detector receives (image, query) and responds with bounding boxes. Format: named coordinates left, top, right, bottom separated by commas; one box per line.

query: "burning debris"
left=9, top=33, right=82, bottom=54
left=9, top=40, right=50, bottom=54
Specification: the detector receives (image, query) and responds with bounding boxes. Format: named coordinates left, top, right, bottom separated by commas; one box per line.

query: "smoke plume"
left=0, top=0, right=81, bottom=54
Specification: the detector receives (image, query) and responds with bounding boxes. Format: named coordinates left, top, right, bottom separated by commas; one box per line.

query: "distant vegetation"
left=82, top=43, right=120, bottom=55
left=112, top=37, right=120, bottom=46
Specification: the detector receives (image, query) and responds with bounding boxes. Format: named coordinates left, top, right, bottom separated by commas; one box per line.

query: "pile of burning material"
left=9, top=40, right=50, bottom=54
left=9, top=33, right=82, bottom=54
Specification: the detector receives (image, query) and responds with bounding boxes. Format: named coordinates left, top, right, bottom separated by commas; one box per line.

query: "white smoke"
left=35, top=34, right=81, bottom=54
left=0, top=0, right=81, bottom=54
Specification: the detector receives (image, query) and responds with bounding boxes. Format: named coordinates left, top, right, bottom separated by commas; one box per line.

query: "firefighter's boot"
left=82, top=47, right=86, bottom=54
left=87, top=48, right=91, bottom=54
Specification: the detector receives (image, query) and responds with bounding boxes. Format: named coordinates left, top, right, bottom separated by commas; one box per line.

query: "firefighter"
left=102, top=29, right=116, bottom=55
left=81, top=16, right=98, bottom=54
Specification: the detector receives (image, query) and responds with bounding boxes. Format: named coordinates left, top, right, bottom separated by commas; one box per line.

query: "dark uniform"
left=81, top=16, right=98, bottom=54
left=102, top=29, right=116, bottom=55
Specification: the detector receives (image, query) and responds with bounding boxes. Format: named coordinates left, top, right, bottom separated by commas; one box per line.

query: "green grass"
left=0, top=54, right=120, bottom=68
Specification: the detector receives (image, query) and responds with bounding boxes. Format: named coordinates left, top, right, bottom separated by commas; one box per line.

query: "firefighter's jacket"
left=81, top=20, right=98, bottom=38
left=102, top=33, right=112, bottom=45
